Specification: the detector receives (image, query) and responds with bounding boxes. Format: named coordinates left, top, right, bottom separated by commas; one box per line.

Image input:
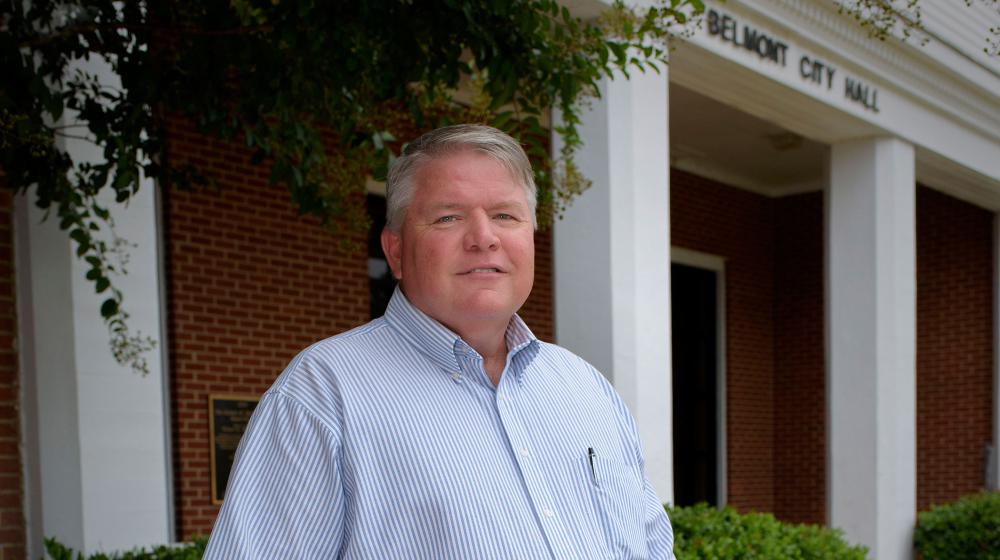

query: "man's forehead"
left=413, top=158, right=527, bottom=203
left=422, top=198, right=528, bottom=210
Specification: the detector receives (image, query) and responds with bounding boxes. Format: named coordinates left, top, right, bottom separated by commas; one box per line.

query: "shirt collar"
left=383, top=286, right=539, bottom=381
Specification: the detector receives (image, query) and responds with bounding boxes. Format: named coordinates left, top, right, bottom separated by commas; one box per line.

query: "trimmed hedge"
left=667, top=503, right=868, bottom=559
left=914, top=491, right=1000, bottom=560
left=44, top=537, right=207, bottom=560
left=45, top=505, right=872, bottom=559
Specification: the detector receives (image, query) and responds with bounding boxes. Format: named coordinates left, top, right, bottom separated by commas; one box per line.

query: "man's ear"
left=380, top=227, right=403, bottom=280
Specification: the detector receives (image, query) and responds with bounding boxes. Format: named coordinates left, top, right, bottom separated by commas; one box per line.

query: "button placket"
left=493, top=381, right=573, bottom=557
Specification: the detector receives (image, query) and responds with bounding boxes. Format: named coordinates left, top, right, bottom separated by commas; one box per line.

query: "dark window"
left=672, top=263, right=719, bottom=507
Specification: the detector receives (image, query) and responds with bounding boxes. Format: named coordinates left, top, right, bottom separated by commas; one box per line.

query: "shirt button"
left=543, top=508, right=555, bottom=518
left=497, top=393, right=506, bottom=402
left=451, top=372, right=461, bottom=381
left=519, top=448, right=530, bottom=458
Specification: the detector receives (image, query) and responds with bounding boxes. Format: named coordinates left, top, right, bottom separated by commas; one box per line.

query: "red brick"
left=774, top=193, right=825, bottom=525
left=672, top=169, right=778, bottom=515
left=916, top=186, right=993, bottom=510
left=0, top=186, right=24, bottom=554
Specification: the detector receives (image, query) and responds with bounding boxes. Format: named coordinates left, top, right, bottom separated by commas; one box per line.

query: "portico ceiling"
left=669, top=82, right=828, bottom=198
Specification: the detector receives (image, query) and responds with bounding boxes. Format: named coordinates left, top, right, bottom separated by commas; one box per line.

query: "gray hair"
left=384, top=124, right=537, bottom=231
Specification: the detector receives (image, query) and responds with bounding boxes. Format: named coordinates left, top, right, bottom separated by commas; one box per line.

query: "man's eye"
left=494, top=213, right=515, bottom=221
left=434, top=215, right=458, bottom=224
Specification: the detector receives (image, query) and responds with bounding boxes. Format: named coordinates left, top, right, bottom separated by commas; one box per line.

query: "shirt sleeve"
left=203, top=391, right=346, bottom=559
left=644, top=476, right=675, bottom=559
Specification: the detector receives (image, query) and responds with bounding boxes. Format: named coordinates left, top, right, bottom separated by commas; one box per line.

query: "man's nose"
left=464, top=213, right=500, bottom=251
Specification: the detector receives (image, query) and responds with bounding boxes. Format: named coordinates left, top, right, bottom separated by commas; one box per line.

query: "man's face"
left=381, top=151, right=535, bottom=335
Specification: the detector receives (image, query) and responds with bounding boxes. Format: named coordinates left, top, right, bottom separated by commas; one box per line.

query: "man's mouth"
left=460, top=267, right=504, bottom=274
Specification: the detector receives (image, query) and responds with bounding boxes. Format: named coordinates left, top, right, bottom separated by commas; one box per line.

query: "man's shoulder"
left=308, top=317, right=395, bottom=355
left=532, top=340, right=641, bottom=443
left=531, top=340, right=629, bottom=406
left=534, top=339, right=594, bottom=371
left=269, top=317, right=397, bottom=392
left=532, top=340, right=611, bottom=386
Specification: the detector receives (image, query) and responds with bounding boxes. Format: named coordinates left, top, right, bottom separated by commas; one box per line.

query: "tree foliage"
left=0, top=0, right=704, bottom=373
left=914, top=491, right=1000, bottom=559
left=836, top=0, right=1000, bottom=55
left=668, top=503, right=868, bottom=559
left=46, top=535, right=207, bottom=559
left=8, top=0, right=990, bottom=374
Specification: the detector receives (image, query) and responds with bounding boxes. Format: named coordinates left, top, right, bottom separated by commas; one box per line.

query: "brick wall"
left=916, top=185, right=994, bottom=510
left=165, top=122, right=555, bottom=537
left=671, top=169, right=776, bottom=513
left=0, top=187, right=25, bottom=560
left=773, top=193, right=826, bottom=525
left=165, top=122, right=370, bottom=538
left=521, top=229, right=554, bottom=342
left=673, top=173, right=995, bottom=520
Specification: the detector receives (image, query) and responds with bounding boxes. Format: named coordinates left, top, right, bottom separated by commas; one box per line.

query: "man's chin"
left=454, top=295, right=519, bottom=321
left=462, top=303, right=515, bottom=321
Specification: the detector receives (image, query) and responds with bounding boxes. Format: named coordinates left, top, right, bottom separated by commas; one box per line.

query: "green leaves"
left=835, top=0, right=928, bottom=45
left=3, top=0, right=704, bottom=374
left=100, top=297, right=118, bottom=317
left=914, top=491, right=1000, bottom=559
left=668, top=503, right=868, bottom=559
left=45, top=535, right=208, bottom=559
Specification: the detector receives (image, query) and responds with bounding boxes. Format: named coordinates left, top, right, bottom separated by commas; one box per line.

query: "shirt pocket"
left=579, top=454, right=646, bottom=558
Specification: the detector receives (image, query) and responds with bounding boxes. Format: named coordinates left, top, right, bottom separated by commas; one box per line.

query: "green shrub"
left=914, top=491, right=1000, bottom=560
left=667, top=503, right=868, bottom=559
left=44, top=537, right=207, bottom=560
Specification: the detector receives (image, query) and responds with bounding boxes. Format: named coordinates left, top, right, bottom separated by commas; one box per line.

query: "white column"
left=16, top=55, right=172, bottom=555
left=552, top=69, right=673, bottom=502
left=827, top=137, right=916, bottom=560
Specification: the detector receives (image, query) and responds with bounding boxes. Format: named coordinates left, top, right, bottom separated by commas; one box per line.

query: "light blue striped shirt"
left=205, top=288, right=674, bottom=559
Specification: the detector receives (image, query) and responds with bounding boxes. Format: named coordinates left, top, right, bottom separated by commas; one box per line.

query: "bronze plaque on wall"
left=209, top=395, right=259, bottom=504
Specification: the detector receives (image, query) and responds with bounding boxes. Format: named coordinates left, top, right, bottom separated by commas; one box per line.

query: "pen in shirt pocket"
left=587, top=447, right=597, bottom=485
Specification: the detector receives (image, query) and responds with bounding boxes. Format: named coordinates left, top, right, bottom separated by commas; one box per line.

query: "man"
left=204, top=124, right=674, bottom=559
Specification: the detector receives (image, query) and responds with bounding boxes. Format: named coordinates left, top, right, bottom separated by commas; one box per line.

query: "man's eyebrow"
left=488, top=201, right=529, bottom=212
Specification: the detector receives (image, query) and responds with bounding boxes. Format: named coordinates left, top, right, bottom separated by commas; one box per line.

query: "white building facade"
left=555, top=2, right=999, bottom=559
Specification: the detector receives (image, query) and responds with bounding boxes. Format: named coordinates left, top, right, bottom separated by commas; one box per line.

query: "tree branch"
left=53, top=130, right=98, bottom=143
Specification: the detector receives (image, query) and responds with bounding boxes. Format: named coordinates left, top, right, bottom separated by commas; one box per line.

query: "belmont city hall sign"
left=705, top=8, right=881, bottom=113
